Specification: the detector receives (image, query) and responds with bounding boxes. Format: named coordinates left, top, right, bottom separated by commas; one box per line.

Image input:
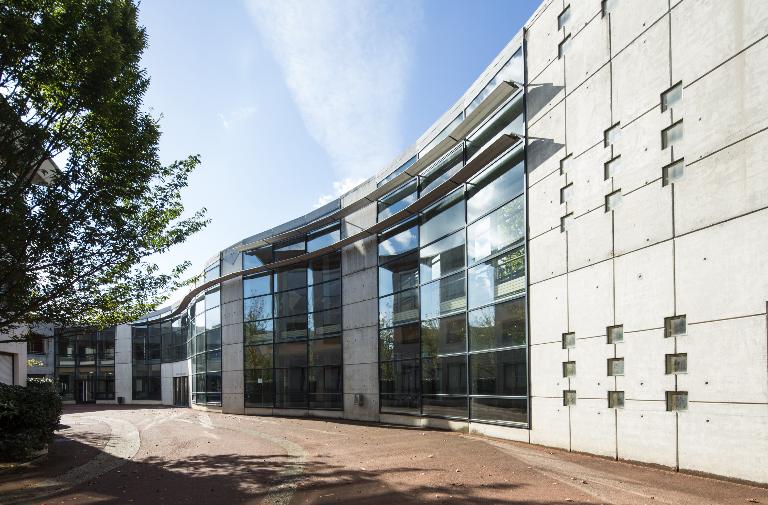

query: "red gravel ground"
left=0, top=405, right=766, bottom=504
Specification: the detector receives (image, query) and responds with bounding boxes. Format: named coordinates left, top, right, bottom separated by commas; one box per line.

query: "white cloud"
left=245, top=0, right=421, bottom=195
left=218, top=105, right=258, bottom=129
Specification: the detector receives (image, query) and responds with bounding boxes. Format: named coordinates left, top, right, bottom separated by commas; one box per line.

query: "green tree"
left=0, top=0, right=207, bottom=337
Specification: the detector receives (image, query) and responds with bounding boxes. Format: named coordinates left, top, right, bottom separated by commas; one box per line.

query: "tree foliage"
left=0, top=0, right=208, bottom=336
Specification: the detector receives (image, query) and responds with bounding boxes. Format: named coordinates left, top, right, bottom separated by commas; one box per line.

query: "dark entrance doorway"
left=173, top=376, right=189, bottom=407
left=76, top=376, right=95, bottom=403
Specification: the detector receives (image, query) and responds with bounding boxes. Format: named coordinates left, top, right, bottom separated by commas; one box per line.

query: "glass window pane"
left=204, top=263, right=220, bottom=282
left=245, top=368, right=274, bottom=407
left=466, top=47, right=523, bottom=116
left=470, top=397, right=527, bottom=424
left=244, top=295, right=272, bottom=322
left=206, top=328, right=221, bottom=351
left=309, top=336, right=342, bottom=366
left=421, top=313, right=466, bottom=357
left=420, top=271, right=466, bottom=321
left=243, top=246, right=273, bottom=270
left=419, top=230, right=465, bottom=284
left=466, top=149, right=524, bottom=223
left=274, top=287, right=308, bottom=318
left=379, top=288, right=419, bottom=328
left=419, top=145, right=463, bottom=196
left=308, top=308, right=342, bottom=338
left=420, top=191, right=465, bottom=247
left=205, top=289, right=220, bottom=309
left=470, top=349, right=527, bottom=396
left=307, top=223, right=340, bottom=252
left=244, top=319, right=273, bottom=345
left=206, top=350, right=222, bottom=371
left=205, top=308, right=221, bottom=331
left=467, top=95, right=524, bottom=159
left=468, top=246, right=525, bottom=309
left=419, top=113, right=463, bottom=159
left=378, top=155, right=416, bottom=187
left=274, top=315, right=308, bottom=342
left=274, top=265, right=307, bottom=292
left=422, top=355, right=467, bottom=395
left=467, top=196, right=524, bottom=265
left=379, top=323, right=420, bottom=361
left=378, top=179, right=417, bottom=221
left=244, top=344, right=273, bottom=369
left=275, top=342, right=307, bottom=368
left=308, top=279, right=341, bottom=313
left=308, top=365, right=342, bottom=409
left=379, top=251, right=419, bottom=296
left=244, top=274, right=271, bottom=298
left=468, top=297, right=526, bottom=351
left=378, top=219, right=418, bottom=262
left=421, top=395, right=468, bottom=419
left=275, top=367, right=306, bottom=408
left=308, top=252, right=341, bottom=285
left=379, top=360, right=420, bottom=414
left=274, top=239, right=305, bottom=262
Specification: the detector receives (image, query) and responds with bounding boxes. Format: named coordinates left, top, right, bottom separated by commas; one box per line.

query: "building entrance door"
left=173, top=376, right=189, bottom=407
left=76, top=377, right=95, bottom=403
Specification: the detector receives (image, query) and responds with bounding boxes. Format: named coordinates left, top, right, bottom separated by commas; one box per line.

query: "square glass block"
left=604, top=123, right=621, bottom=147
left=560, top=183, right=574, bottom=204
left=605, top=190, right=623, bottom=212
left=661, top=82, right=683, bottom=112
left=662, top=120, right=683, bottom=149
left=562, top=332, right=576, bottom=349
left=666, top=391, right=688, bottom=411
left=563, top=390, right=576, bottom=406
left=607, top=325, right=623, bottom=343
left=558, top=34, right=572, bottom=58
left=562, top=361, right=576, bottom=377
left=602, top=0, right=619, bottom=16
left=560, top=213, right=573, bottom=232
left=558, top=5, right=571, bottom=30
left=607, top=358, right=624, bottom=376
left=665, top=353, right=687, bottom=374
left=662, top=159, right=685, bottom=186
left=559, top=155, right=572, bottom=175
left=664, top=315, right=686, bottom=337
left=604, top=156, right=621, bottom=179
left=608, top=390, right=625, bottom=409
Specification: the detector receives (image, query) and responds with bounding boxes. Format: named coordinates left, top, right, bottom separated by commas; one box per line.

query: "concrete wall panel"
left=569, top=336, right=614, bottom=398
left=567, top=209, right=612, bottom=271
left=568, top=260, right=614, bottom=338
left=565, top=14, right=609, bottom=92
left=530, top=341, right=570, bottom=397
left=677, top=316, right=768, bottom=403
left=569, top=398, right=616, bottom=458
left=529, top=228, right=567, bottom=283
left=613, top=182, right=673, bottom=255
left=619, top=329, right=675, bottom=401
left=527, top=53, right=564, bottom=124
left=527, top=100, right=566, bottom=186
left=525, top=0, right=562, bottom=80
left=671, top=0, right=768, bottom=85
left=614, top=242, right=674, bottom=333
left=567, top=144, right=610, bottom=217
left=675, top=208, right=768, bottom=323
left=529, top=274, right=568, bottom=345
left=529, top=397, right=571, bottom=449
left=617, top=401, right=676, bottom=467
left=528, top=171, right=564, bottom=237
left=609, top=0, right=668, bottom=56
left=565, top=65, right=611, bottom=156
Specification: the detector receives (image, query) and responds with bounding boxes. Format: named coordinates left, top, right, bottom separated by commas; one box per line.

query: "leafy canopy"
left=0, top=0, right=208, bottom=336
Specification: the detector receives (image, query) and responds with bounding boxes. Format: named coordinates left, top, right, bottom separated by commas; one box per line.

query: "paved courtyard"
left=0, top=405, right=765, bottom=504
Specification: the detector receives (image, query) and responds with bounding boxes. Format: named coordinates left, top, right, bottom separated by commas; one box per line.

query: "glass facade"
left=55, top=327, right=115, bottom=402
left=243, top=222, right=343, bottom=410
left=377, top=81, right=527, bottom=425
left=188, top=263, right=223, bottom=405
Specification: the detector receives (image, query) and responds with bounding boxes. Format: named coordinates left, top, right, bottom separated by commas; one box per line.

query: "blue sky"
left=137, top=0, right=540, bottom=286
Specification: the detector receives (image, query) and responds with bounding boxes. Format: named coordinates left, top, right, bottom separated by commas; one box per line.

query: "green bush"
left=0, top=380, right=63, bottom=461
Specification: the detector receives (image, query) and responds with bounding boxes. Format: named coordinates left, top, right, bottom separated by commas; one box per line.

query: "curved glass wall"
left=55, top=327, right=115, bottom=402
left=377, top=84, right=527, bottom=425
left=244, top=222, right=343, bottom=410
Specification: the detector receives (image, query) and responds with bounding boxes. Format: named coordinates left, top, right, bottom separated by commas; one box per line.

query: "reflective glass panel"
left=274, top=287, right=308, bottom=318
left=419, top=230, right=465, bottom=284
left=244, top=344, right=273, bottom=369
left=273, top=265, right=307, bottom=292
left=243, top=246, right=273, bottom=270
left=420, top=271, right=466, bottom=321
left=422, top=355, right=467, bottom=395
left=378, top=219, right=418, bottom=262
left=379, top=288, right=419, bottom=328
left=244, top=319, right=273, bottom=345
left=421, top=313, right=466, bottom=357
left=308, top=308, right=342, bottom=338
left=274, top=315, right=308, bottom=342
left=274, top=239, right=305, bottom=262
left=308, top=279, right=342, bottom=313
left=467, top=197, right=524, bottom=265
left=244, top=295, right=272, bottom=322
left=468, top=246, right=525, bottom=309
left=308, top=252, right=341, bottom=285
left=419, top=144, right=463, bottom=196
left=244, top=274, right=271, bottom=298
left=307, top=223, right=340, bottom=252
left=467, top=95, right=524, bottom=159
left=379, top=251, right=419, bottom=296
left=379, top=323, right=420, bottom=361
left=468, top=297, right=526, bottom=351
left=420, top=191, right=465, bottom=247
left=470, top=397, right=527, bottom=424
left=275, top=342, right=307, bottom=368
left=378, top=179, right=417, bottom=222
left=308, top=336, right=342, bottom=366
left=470, top=349, right=527, bottom=396
left=466, top=148, right=524, bottom=222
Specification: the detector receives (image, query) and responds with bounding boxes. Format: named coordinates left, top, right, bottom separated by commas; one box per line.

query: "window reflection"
left=467, top=197, right=524, bottom=265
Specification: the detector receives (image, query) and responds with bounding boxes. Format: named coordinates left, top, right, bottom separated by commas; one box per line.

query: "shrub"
left=0, top=380, right=63, bottom=461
